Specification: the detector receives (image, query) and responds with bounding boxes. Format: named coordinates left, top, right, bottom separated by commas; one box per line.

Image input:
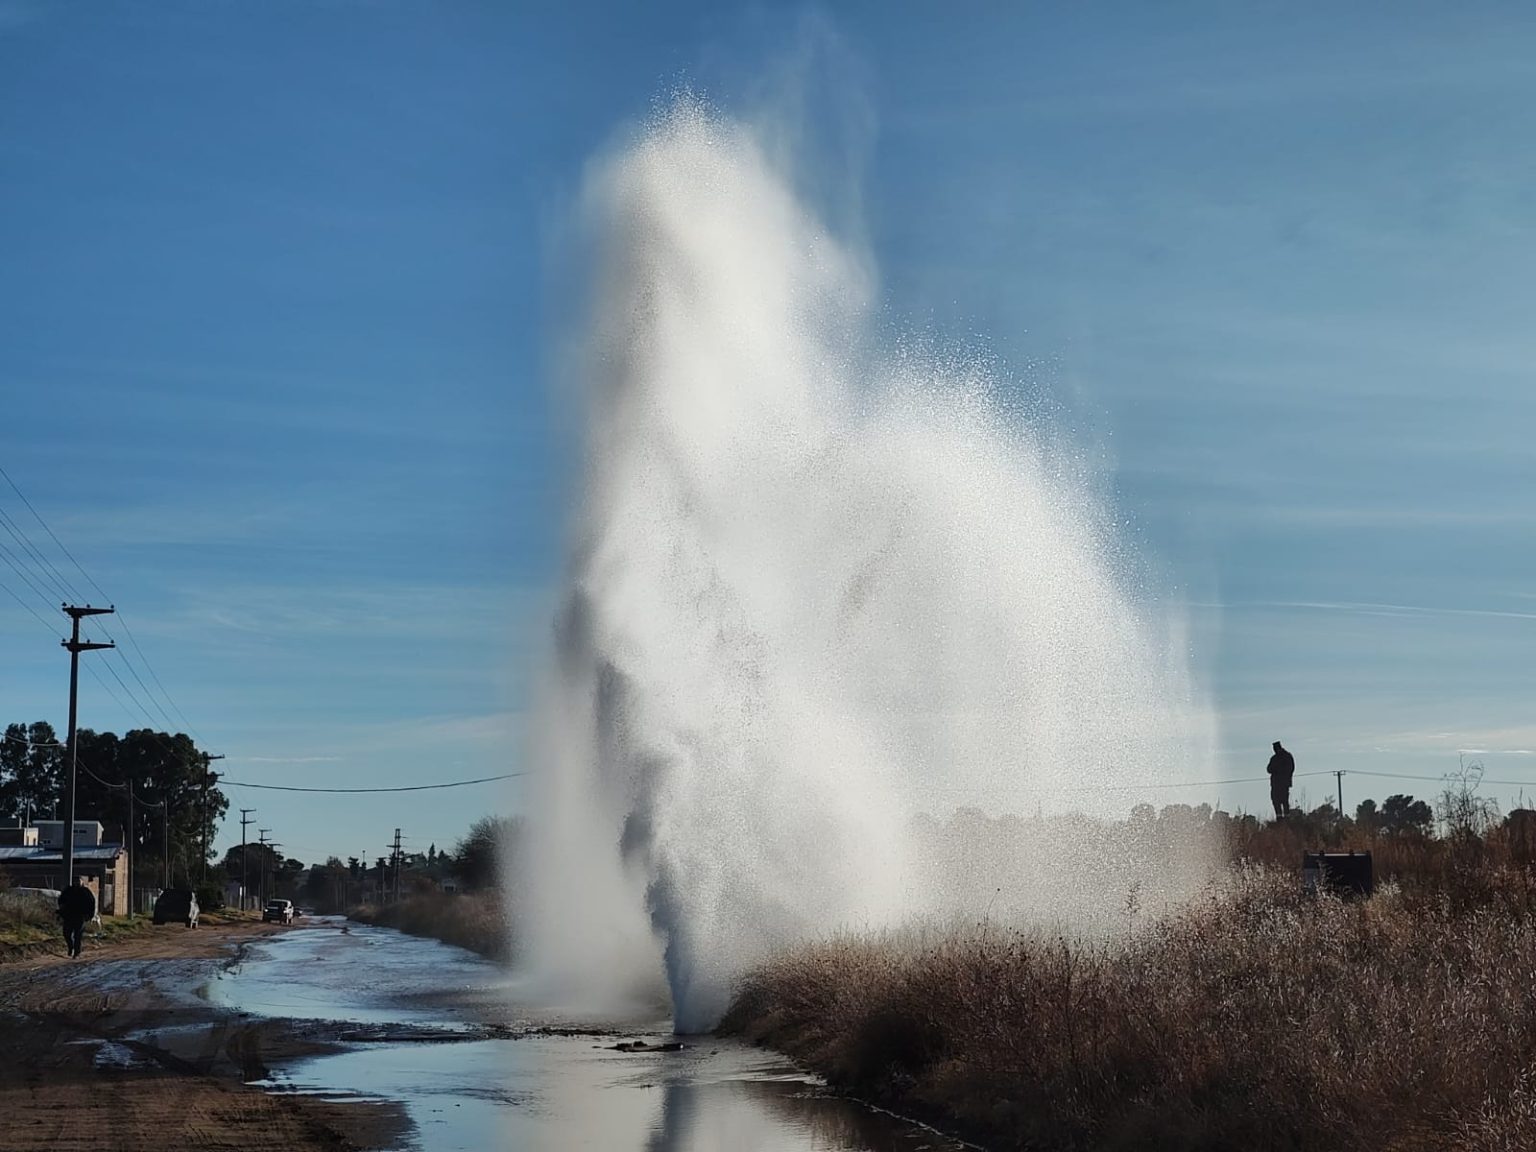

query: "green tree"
left=452, top=816, right=520, bottom=891
left=114, top=729, right=228, bottom=887
left=222, top=841, right=284, bottom=902
left=1381, top=794, right=1433, bottom=836
left=277, top=858, right=304, bottom=900
left=74, top=729, right=124, bottom=832
left=0, top=721, right=64, bottom=822
left=2, top=723, right=229, bottom=896
left=1355, top=798, right=1380, bottom=832
left=304, top=857, right=349, bottom=913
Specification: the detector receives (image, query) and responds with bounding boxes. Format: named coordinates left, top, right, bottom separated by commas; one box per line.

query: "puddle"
left=206, top=918, right=499, bottom=1028
left=216, top=919, right=971, bottom=1151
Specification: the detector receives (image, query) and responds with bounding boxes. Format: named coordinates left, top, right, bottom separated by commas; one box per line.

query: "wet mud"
left=1, top=915, right=974, bottom=1151
left=0, top=921, right=407, bottom=1151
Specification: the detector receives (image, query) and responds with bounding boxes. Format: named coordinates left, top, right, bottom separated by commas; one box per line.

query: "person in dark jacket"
left=58, top=878, right=96, bottom=958
left=1267, top=741, right=1295, bottom=819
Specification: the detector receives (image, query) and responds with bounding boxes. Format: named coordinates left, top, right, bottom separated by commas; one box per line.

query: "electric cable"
left=0, top=504, right=79, bottom=603
left=0, top=535, right=62, bottom=611
left=0, top=464, right=208, bottom=748
left=1350, top=767, right=1536, bottom=788
left=0, top=574, right=58, bottom=635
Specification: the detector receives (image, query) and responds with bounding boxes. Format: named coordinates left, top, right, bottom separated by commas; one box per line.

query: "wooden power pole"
left=60, top=604, right=114, bottom=891
left=239, top=809, right=256, bottom=911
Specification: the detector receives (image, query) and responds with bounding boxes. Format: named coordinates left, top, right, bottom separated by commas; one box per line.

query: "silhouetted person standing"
left=58, top=878, right=95, bottom=958
left=1267, top=741, right=1295, bottom=819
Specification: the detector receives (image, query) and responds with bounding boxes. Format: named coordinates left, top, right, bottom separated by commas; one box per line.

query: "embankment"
left=721, top=867, right=1536, bottom=1151
left=348, top=891, right=509, bottom=961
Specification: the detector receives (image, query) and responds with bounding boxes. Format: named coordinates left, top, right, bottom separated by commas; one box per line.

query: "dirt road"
left=0, top=920, right=407, bottom=1151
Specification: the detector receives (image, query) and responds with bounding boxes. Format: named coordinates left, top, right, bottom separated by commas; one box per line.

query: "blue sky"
left=1, top=2, right=1533, bottom=861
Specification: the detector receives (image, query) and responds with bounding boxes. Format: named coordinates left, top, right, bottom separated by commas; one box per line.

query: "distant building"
left=32, top=820, right=106, bottom=850
left=0, top=822, right=40, bottom=848
left=0, top=818, right=129, bottom=916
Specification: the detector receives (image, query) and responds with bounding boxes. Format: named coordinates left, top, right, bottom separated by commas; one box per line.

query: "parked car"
left=152, top=888, right=199, bottom=928
left=262, top=899, right=294, bottom=925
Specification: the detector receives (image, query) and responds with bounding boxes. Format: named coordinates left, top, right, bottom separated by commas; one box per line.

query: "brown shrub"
left=348, top=890, right=510, bottom=961
left=722, top=868, right=1536, bottom=1151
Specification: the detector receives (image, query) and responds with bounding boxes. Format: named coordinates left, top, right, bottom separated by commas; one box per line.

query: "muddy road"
left=1, top=917, right=970, bottom=1151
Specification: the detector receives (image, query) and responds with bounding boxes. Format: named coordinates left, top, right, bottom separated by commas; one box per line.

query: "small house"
left=0, top=818, right=130, bottom=916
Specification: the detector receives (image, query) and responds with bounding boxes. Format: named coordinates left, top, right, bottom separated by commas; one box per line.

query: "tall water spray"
left=528, top=101, right=1217, bottom=1032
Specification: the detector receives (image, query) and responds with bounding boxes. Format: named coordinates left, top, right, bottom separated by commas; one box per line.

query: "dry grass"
left=723, top=865, right=1536, bottom=1151
left=348, top=891, right=510, bottom=961
left=0, top=893, right=56, bottom=946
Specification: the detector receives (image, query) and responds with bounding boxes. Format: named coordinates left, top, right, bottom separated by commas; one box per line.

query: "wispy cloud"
left=220, top=710, right=523, bottom=766
left=1196, top=600, right=1536, bottom=623
left=232, top=755, right=342, bottom=764
left=1339, top=724, right=1536, bottom=759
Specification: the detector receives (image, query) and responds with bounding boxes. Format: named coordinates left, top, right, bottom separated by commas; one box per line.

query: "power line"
left=0, top=465, right=101, bottom=600
left=108, top=613, right=201, bottom=739
left=77, top=758, right=127, bottom=795
left=0, top=504, right=79, bottom=603
left=78, top=664, right=189, bottom=764
left=94, top=656, right=166, bottom=733
left=0, top=574, right=58, bottom=635
left=2, top=732, right=64, bottom=747
left=219, top=771, right=526, bottom=794
left=0, top=535, right=61, bottom=609
left=104, top=642, right=181, bottom=733
left=1350, top=768, right=1536, bottom=788
left=56, top=622, right=181, bottom=750
left=1102, top=770, right=1336, bottom=793
left=13, top=732, right=174, bottom=809
left=989, top=770, right=1337, bottom=798
left=82, top=662, right=142, bottom=728
left=0, top=464, right=208, bottom=749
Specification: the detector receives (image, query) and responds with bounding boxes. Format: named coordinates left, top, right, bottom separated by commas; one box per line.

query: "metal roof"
left=0, top=845, right=124, bottom=862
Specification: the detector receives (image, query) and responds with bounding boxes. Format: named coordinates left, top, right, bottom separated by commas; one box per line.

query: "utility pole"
left=1335, top=770, right=1346, bottom=818
left=393, top=828, right=403, bottom=903
left=125, top=778, right=134, bottom=909
left=119, top=771, right=133, bottom=915
left=162, top=798, right=170, bottom=889
left=239, top=809, right=256, bottom=912
left=258, top=830, right=271, bottom=905
left=268, top=843, right=282, bottom=903
left=198, top=753, right=224, bottom=882
left=60, top=604, right=114, bottom=893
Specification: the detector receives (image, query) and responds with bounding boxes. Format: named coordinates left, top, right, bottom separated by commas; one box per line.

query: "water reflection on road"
left=209, top=918, right=969, bottom=1152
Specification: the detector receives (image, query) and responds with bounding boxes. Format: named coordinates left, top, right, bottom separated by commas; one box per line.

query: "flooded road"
left=207, top=919, right=970, bottom=1151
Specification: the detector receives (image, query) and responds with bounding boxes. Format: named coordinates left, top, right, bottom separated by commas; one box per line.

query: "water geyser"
left=526, top=100, right=1217, bottom=1032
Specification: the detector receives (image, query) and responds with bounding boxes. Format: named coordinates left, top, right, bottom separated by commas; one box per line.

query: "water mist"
left=526, top=101, right=1217, bottom=1033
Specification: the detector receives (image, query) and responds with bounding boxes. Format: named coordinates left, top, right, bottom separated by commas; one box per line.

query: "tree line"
left=0, top=719, right=227, bottom=891
left=293, top=816, right=520, bottom=914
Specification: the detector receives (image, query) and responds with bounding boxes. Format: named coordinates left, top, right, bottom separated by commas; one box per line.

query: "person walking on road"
left=1267, top=741, right=1296, bottom=820
left=58, top=878, right=96, bottom=958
